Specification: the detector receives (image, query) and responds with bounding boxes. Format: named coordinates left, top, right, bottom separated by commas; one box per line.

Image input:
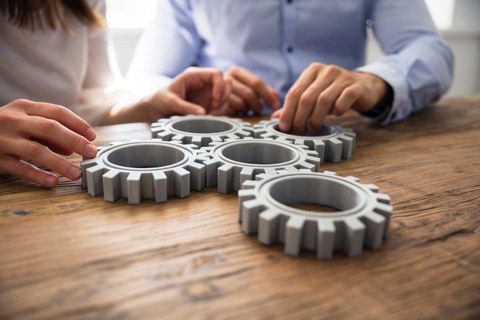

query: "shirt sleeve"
left=356, top=0, right=454, bottom=125
left=126, top=0, right=202, bottom=80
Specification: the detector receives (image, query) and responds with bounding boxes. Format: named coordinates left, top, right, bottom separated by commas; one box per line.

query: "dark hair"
left=0, top=0, right=104, bottom=31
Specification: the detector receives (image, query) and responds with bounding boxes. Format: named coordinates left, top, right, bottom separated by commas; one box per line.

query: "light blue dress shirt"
left=128, top=0, right=454, bottom=124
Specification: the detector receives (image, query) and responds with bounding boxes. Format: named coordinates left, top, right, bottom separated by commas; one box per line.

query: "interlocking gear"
left=238, top=171, right=392, bottom=259
left=198, top=138, right=321, bottom=193
left=81, top=140, right=205, bottom=204
left=254, top=119, right=356, bottom=163
left=151, top=115, right=254, bottom=147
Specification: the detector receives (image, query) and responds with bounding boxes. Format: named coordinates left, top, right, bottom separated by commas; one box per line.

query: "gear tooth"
left=191, top=135, right=203, bottom=147
left=240, top=180, right=258, bottom=190
left=346, top=175, right=360, bottom=182
left=373, top=203, right=393, bottom=237
left=323, top=171, right=336, bottom=176
left=284, top=216, right=305, bottom=256
left=343, top=218, right=366, bottom=257
left=256, top=173, right=269, bottom=181
left=258, top=209, right=281, bottom=245
left=203, top=159, right=219, bottom=187
left=173, top=134, right=185, bottom=143
left=218, top=163, right=234, bottom=194
left=365, top=184, right=380, bottom=193
left=103, top=169, right=122, bottom=202
left=307, top=150, right=319, bottom=157
left=126, top=172, right=142, bottom=205
left=313, top=140, right=326, bottom=164
left=238, top=188, right=258, bottom=222
left=173, top=167, right=190, bottom=198
left=241, top=199, right=266, bottom=234
left=306, top=156, right=321, bottom=171
left=317, top=220, right=336, bottom=259
left=240, top=167, right=255, bottom=187
left=360, top=212, right=386, bottom=250
left=156, top=131, right=172, bottom=140
left=297, top=161, right=316, bottom=172
left=326, top=138, right=343, bottom=163
left=339, top=135, right=355, bottom=159
left=211, top=135, right=222, bottom=143
left=284, top=165, right=299, bottom=173
left=187, top=161, right=205, bottom=191
left=238, top=188, right=256, bottom=202
left=238, top=130, right=251, bottom=138
left=264, top=168, right=278, bottom=176
left=226, top=133, right=238, bottom=140
left=81, top=158, right=98, bottom=188
left=376, top=193, right=391, bottom=205
left=152, top=171, right=167, bottom=203
left=87, top=164, right=106, bottom=195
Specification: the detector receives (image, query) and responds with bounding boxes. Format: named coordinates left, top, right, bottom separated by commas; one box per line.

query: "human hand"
left=0, top=99, right=97, bottom=187
left=274, top=63, right=389, bottom=135
left=223, top=65, right=280, bottom=116
left=141, top=67, right=232, bottom=120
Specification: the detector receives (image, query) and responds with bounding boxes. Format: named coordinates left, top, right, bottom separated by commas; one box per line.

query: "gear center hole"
left=172, top=119, right=234, bottom=134
left=269, top=177, right=361, bottom=213
left=107, top=144, right=186, bottom=168
left=222, top=143, right=296, bottom=165
left=273, top=124, right=334, bottom=136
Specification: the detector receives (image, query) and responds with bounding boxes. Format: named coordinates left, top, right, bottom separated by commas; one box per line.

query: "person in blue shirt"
left=128, top=0, right=454, bottom=134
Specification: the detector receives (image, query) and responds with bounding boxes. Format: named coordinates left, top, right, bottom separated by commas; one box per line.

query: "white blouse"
left=0, top=0, right=124, bottom=125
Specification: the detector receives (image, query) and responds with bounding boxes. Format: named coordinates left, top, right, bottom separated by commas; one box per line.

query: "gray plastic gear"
left=238, top=171, right=392, bottom=259
left=198, top=138, right=321, bottom=194
left=253, top=119, right=356, bottom=163
left=81, top=140, right=205, bottom=204
left=151, top=115, right=254, bottom=147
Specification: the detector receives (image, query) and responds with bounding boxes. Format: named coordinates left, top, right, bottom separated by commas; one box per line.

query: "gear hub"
left=198, top=138, right=321, bottom=193
left=81, top=140, right=205, bottom=204
left=238, top=171, right=392, bottom=259
left=254, top=119, right=355, bottom=163
left=151, top=115, right=254, bottom=147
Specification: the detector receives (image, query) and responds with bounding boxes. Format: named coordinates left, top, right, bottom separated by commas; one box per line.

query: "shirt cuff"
left=356, top=61, right=409, bottom=125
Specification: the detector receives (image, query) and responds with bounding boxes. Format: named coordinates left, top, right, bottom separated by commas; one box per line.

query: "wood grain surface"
left=0, top=97, right=479, bottom=320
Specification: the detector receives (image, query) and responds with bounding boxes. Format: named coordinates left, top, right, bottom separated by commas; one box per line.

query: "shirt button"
left=287, top=46, right=294, bottom=53
left=286, top=0, right=292, bottom=4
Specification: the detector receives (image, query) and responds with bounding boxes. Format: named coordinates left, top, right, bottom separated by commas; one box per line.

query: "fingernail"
left=86, top=128, right=96, bottom=141
left=68, top=166, right=82, bottom=180
left=195, top=108, right=206, bottom=115
left=45, top=175, right=58, bottom=187
left=278, top=121, right=289, bottom=132
left=84, top=144, right=97, bottom=157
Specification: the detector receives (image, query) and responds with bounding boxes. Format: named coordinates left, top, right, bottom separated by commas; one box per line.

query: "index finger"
left=23, top=101, right=96, bottom=141
left=229, top=67, right=280, bottom=110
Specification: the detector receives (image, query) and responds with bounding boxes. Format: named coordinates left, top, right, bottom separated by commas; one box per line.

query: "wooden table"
left=1, top=96, right=479, bottom=319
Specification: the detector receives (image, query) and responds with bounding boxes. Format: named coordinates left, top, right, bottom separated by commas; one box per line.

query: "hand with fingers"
left=273, top=63, right=392, bottom=135
left=104, top=67, right=232, bottom=124
left=166, top=67, right=232, bottom=116
left=0, top=99, right=97, bottom=187
left=221, top=65, right=280, bottom=116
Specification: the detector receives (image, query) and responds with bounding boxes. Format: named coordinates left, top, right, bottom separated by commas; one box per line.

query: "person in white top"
left=0, top=0, right=231, bottom=187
